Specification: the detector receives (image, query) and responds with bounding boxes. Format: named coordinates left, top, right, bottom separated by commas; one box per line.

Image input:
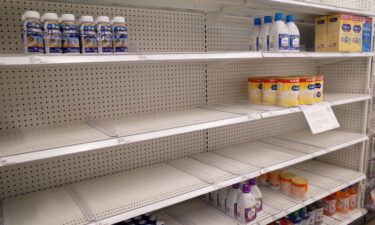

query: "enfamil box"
left=315, top=16, right=328, bottom=52
left=327, top=14, right=352, bottom=52
left=351, top=15, right=363, bottom=52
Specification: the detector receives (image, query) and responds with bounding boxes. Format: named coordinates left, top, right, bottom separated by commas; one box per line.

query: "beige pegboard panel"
left=320, top=0, right=372, bottom=10
left=0, top=0, right=205, bottom=54
left=0, top=130, right=206, bottom=199
left=207, top=60, right=316, bottom=104
left=333, top=102, right=367, bottom=133
left=0, top=62, right=206, bottom=133
left=318, top=58, right=369, bottom=94
left=207, top=113, right=308, bottom=151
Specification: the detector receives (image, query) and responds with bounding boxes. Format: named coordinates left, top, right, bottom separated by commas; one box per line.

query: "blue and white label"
left=279, top=33, right=289, bottom=50
left=289, top=34, right=300, bottom=50
left=62, top=24, right=80, bottom=53
left=113, top=24, right=128, bottom=53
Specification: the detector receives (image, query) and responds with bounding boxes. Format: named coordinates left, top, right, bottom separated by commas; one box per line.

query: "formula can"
left=262, top=78, right=278, bottom=104
left=299, top=76, right=315, bottom=105
left=248, top=78, right=263, bottom=103
left=277, top=77, right=299, bottom=107
left=314, top=76, right=324, bottom=102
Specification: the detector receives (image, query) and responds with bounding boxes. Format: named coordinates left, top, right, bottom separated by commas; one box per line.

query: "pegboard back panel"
left=0, top=62, right=206, bottom=133
left=207, top=60, right=316, bottom=104
left=333, top=101, right=367, bottom=133
left=319, top=0, right=372, bottom=11
left=0, top=130, right=206, bottom=199
left=318, top=58, right=369, bottom=94
left=0, top=0, right=205, bottom=54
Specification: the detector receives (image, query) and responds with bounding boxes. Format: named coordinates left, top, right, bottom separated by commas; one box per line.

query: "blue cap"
left=254, top=18, right=261, bottom=25
left=275, top=13, right=284, bottom=21
left=286, top=15, right=295, bottom=23
left=264, top=16, right=272, bottom=23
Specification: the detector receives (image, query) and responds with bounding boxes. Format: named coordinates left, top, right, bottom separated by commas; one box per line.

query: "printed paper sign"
left=300, top=102, right=340, bottom=134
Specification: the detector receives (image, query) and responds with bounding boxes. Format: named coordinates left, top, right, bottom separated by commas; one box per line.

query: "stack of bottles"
left=315, top=14, right=373, bottom=52
left=323, top=185, right=359, bottom=216
left=22, top=11, right=129, bottom=54
left=113, top=213, right=165, bottom=225
left=250, top=13, right=300, bottom=52
left=248, top=75, right=324, bottom=107
left=259, top=170, right=309, bottom=201
left=202, top=178, right=263, bottom=223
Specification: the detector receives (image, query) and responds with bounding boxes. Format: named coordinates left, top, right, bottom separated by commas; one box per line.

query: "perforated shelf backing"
left=318, top=0, right=372, bottom=10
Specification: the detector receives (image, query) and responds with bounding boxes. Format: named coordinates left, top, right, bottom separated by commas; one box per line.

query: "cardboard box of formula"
left=362, top=17, right=373, bottom=52
left=315, top=16, right=328, bottom=52
left=351, top=15, right=363, bottom=52
left=327, top=14, right=353, bottom=52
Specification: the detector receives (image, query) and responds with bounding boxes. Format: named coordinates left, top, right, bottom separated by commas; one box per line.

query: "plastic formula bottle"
left=41, top=13, right=62, bottom=54
left=248, top=178, right=263, bottom=211
left=286, top=15, right=300, bottom=52
left=96, top=16, right=113, bottom=53
left=61, top=14, right=80, bottom=54
left=348, top=184, right=358, bottom=210
left=250, top=18, right=261, bottom=51
left=80, top=15, right=98, bottom=53
left=112, top=16, right=129, bottom=53
left=237, top=184, right=257, bottom=223
left=226, top=183, right=242, bottom=218
left=270, top=13, right=290, bottom=52
left=259, top=16, right=273, bottom=51
left=22, top=11, right=44, bottom=54
left=217, top=186, right=229, bottom=212
left=336, top=188, right=350, bottom=214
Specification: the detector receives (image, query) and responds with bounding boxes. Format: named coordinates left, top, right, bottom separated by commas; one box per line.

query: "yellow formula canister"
left=299, top=76, right=316, bottom=105
left=277, top=77, right=300, bottom=107
left=262, top=78, right=278, bottom=104
left=314, top=76, right=324, bottom=102
left=248, top=78, right=263, bottom=103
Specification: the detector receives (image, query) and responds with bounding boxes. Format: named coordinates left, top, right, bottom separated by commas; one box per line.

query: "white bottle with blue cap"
left=259, top=16, right=273, bottom=51
left=269, top=13, right=290, bottom=52
left=250, top=18, right=261, bottom=51
left=286, top=15, right=300, bottom=52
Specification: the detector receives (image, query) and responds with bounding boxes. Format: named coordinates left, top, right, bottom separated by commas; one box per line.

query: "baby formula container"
left=61, top=14, right=80, bottom=54
left=248, top=178, right=263, bottom=211
left=262, top=77, right=278, bottom=104
left=259, top=16, right=272, bottom=51
left=348, top=184, right=358, bottom=210
left=269, top=170, right=283, bottom=190
left=299, top=208, right=310, bottom=225
left=277, top=77, right=300, bottom=107
left=314, top=201, right=324, bottom=225
left=80, top=15, right=98, bottom=53
left=270, top=13, right=290, bottom=52
left=292, top=177, right=308, bottom=200
left=226, top=183, right=242, bottom=218
left=96, top=16, right=113, bottom=53
left=336, top=188, right=350, bottom=214
left=314, top=76, right=324, bottom=102
left=306, top=204, right=315, bottom=225
left=259, top=173, right=269, bottom=187
left=22, top=11, right=44, bottom=54
left=250, top=18, right=261, bottom=51
left=237, top=184, right=257, bottom=223
left=323, top=194, right=337, bottom=216
left=281, top=172, right=296, bottom=196
left=42, top=12, right=62, bottom=54
left=299, top=76, right=315, bottom=105
left=286, top=15, right=300, bottom=52
left=289, top=211, right=302, bottom=225
left=112, top=16, right=129, bottom=53
left=218, top=186, right=229, bottom=212
left=248, top=78, right=263, bottom=103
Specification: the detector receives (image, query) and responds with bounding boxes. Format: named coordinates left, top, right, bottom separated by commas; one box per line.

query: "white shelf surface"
left=1, top=130, right=366, bottom=225
left=0, top=52, right=374, bottom=66
left=163, top=161, right=365, bottom=225
left=0, top=93, right=370, bottom=167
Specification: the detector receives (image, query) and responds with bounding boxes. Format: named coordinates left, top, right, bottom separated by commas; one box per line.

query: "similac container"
left=291, top=177, right=308, bottom=200
left=237, top=184, right=257, bottom=223
left=259, top=16, right=273, bottom=51
left=250, top=18, right=261, bottom=51
left=323, top=194, right=337, bottom=216
left=280, top=172, right=296, bottom=196
left=61, top=14, right=80, bottom=54
left=299, top=76, right=315, bottom=105
left=79, top=15, right=98, bottom=53
left=226, top=183, right=242, bottom=218
left=269, top=170, right=283, bottom=190
left=336, top=188, right=350, bottom=214
left=286, top=15, right=300, bottom=52
left=262, top=78, right=278, bottom=104
left=351, top=15, right=363, bottom=52
left=112, top=16, right=129, bottom=53
left=209, top=190, right=218, bottom=207
left=248, top=78, right=263, bottom=103
left=314, top=201, right=324, bottom=225
left=277, top=77, right=300, bottom=107
left=348, top=184, right=358, bottom=210
left=22, top=11, right=44, bottom=54
left=96, top=16, right=113, bottom=53
left=218, top=187, right=229, bottom=212
left=41, top=13, right=62, bottom=54
left=314, top=76, right=324, bottom=102
left=315, top=16, right=328, bottom=52
left=270, top=13, right=290, bottom=52
left=248, top=178, right=263, bottom=211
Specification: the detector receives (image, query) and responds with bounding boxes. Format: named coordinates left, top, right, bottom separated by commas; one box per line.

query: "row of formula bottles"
left=202, top=178, right=263, bottom=223
left=250, top=13, right=300, bottom=52
left=22, top=11, right=128, bottom=54
left=113, top=212, right=165, bottom=225
left=248, top=75, right=324, bottom=107
left=268, top=202, right=324, bottom=225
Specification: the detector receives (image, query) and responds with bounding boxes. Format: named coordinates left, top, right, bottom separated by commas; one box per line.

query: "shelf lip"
left=0, top=52, right=373, bottom=66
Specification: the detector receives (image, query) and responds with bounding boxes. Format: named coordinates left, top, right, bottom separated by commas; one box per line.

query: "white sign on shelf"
left=300, top=102, right=340, bottom=134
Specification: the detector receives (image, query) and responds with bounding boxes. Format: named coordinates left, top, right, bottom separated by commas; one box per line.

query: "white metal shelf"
left=0, top=93, right=370, bottom=167
left=1, top=131, right=366, bottom=225
left=0, top=52, right=374, bottom=66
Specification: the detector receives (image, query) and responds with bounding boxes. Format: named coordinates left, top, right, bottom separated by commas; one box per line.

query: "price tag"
left=299, top=102, right=340, bottom=134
